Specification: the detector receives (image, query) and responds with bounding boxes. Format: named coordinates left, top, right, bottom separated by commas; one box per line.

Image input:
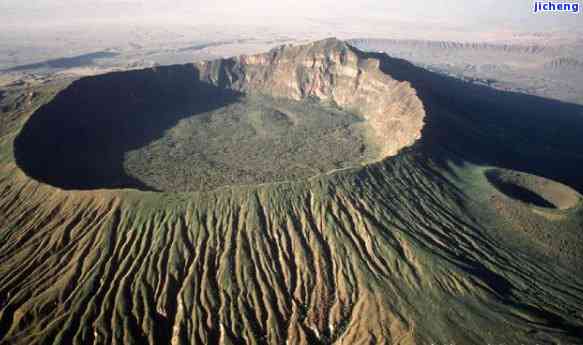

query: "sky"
left=0, top=0, right=581, bottom=32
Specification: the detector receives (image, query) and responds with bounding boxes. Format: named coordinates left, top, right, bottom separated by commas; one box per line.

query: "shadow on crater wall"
left=362, top=50, right=583, bottom=194
left=14, top=64, right=241, bottom=191
left=485, top=171, right=556, bottom=208
left=0, top=90, right=5, bottom=112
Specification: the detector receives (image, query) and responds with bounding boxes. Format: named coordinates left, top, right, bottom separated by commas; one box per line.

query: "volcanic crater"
left=486, top=168, right=580, bottom=210
left=14, top=38, right=425, bottom=192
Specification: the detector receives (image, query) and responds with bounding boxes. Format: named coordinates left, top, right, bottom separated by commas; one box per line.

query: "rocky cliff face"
left=195, top=38, right=425, bottom=158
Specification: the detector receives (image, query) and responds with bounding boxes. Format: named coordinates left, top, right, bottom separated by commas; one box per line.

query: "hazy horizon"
left=1, top=0, right=581, bottom=33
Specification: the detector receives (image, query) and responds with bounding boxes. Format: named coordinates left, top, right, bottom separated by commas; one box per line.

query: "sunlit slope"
left=1, top=39, right=583, bottom=345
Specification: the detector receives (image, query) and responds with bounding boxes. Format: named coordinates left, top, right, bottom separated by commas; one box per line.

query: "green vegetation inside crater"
left=124, top=94, right=380, bottom=192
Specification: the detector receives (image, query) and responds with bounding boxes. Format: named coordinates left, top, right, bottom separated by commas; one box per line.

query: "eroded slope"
left=1, top=39, right=583, bottom=345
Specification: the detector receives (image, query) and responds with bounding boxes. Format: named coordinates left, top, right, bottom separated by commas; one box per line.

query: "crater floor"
left=124, top=94, right=379, bottom=192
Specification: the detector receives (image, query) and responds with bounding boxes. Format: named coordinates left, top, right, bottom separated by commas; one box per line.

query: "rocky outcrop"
left=194, top=38, right=426, bottom=158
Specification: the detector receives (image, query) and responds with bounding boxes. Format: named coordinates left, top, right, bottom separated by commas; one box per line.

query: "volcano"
left=1, top=38, right=583, bottom=345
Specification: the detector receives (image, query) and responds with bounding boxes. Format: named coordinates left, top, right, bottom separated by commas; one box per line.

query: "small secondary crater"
left=486, top=169, right=580, bottom=210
